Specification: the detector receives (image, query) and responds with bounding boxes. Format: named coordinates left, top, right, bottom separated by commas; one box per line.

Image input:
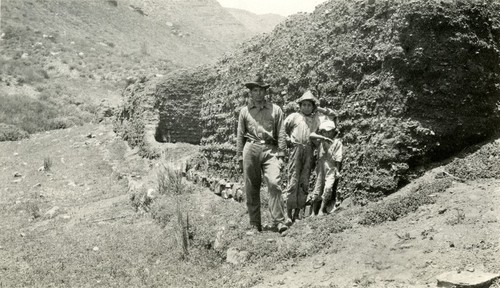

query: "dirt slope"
left=255, top=172, right=500, bottom=287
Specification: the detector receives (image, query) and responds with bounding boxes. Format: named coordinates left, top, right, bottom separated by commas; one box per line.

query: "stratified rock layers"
left=119, top=0, right=500, bottom=203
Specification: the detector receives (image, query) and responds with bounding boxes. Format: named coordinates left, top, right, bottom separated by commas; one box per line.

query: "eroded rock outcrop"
left=119, top=0, right=500, bottom=203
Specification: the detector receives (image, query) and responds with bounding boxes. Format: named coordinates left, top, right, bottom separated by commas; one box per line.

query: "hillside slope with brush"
left=226, top=8, right=284, bottom=34
left=0, top=0, right=279, bottom=141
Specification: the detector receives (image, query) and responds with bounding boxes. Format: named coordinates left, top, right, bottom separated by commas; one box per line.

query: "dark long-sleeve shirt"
left=236, top=100, right=286, bottom=158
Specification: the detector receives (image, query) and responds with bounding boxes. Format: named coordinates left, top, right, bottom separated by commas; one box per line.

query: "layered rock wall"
left=120, top=0, right=500, bottom=203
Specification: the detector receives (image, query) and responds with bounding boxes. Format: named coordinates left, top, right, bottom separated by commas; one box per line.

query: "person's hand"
left=238, top=159, right=243, bottom=173
left=277, top=156, right=285, bottom=170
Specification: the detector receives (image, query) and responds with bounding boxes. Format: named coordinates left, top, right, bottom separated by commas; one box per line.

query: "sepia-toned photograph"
left=1, top=0, right=499, bottom=287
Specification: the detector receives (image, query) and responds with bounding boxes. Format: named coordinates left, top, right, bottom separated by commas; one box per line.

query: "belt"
left=290, top=141, right=311, bottom=147
left=246, top=139, right=276, bottom=145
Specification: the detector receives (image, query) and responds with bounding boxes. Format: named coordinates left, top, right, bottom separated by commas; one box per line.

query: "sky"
left=216, top=0, right=328, bottom=16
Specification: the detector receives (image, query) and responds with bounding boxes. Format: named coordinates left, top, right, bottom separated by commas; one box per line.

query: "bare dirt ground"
left=256, top=176, right=500, bottom=287
left=1, top=124, right=499, bottom=287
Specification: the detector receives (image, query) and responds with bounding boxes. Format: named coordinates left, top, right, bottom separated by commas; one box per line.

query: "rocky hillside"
left=226, top=8, right=284, bottom=34
left=118, top=0, right=500, bottom=204
left=0, top=0, right=281, bottom=141
left=0, top=0, right=258, bottom=90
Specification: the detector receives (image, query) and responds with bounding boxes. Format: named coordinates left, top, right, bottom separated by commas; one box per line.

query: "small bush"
left=26, top=200, right=41, bottom=219
left=0, top=124, right=29, bottom=141
left=43, top=157, right=52, bottom=171
left=157, top=164, right=185, bottom=196
left=150, top=197, right=174, bottom=227
left=446, top=208, right=465, bottom=226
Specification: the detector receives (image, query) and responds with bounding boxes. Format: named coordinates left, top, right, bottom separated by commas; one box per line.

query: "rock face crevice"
left=119, top=0, right=500, bottom=203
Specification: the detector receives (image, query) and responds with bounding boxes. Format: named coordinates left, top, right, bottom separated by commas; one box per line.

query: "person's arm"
left=330, top=140, right=343, bottom=178
left=275, top=106, right=286, bottom=157
left=317, top=107, right=336, bottom=116
left=310, top=132, right=334, bottom=143
left=282, top=114, right=294, bottom=147
left=236, top=108, right=247, bottom=161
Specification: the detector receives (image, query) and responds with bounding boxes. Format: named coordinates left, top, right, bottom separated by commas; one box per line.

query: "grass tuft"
left=157, top=164, right=185, bottom=196
left=43, top=157, right=53, bottom=172
left=26, top=200, right=41, bottom=219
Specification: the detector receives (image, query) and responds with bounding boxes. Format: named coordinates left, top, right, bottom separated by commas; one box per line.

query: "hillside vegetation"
left=0, top=0, right=280, bottom=141
left=226, top=8, right=284, bottom=34
left=119, top=0, right=500, bottom=204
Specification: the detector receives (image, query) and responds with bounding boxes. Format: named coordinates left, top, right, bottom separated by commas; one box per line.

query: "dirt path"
left=254, top=176, right=500, bottom=288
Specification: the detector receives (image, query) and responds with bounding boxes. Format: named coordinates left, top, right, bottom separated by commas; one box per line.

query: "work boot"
left=293, top=209, right=301, bottom=222
left=285, top=209, right=293, bottom=226
left=277, top=223, right=288, bottom=234
left=245, top=224, right=262, bottom=236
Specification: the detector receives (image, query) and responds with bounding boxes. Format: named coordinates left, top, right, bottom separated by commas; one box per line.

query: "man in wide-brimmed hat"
left=237, top=75, right=288, bottom=234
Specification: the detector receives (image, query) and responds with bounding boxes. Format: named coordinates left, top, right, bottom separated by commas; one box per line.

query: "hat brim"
left=296, top=99, right=318, bottom=105
left=244, top=82, right=270, bottom=89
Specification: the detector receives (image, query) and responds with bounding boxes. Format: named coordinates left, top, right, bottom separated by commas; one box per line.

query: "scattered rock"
left=214, top=227, right=226, bottom=251
left=226, top=247, right=249, bottom=265
left=228, top=220, right=237, bottom=229
left=436, top=271, right=500, bottom=288
left=482, top=211, right=498, bottom=223
left=313, top=260, right=325, bottom=269
left=44, top=206, right=60, bottom=219
left=93, top=246, right=99, bottom=252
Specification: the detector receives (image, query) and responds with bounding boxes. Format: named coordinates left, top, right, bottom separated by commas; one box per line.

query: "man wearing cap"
left=282, top=90, right=323, bottom=223
left=309, top=120, right=343, bottom=216
left=237, top=75, right=288, bottom=234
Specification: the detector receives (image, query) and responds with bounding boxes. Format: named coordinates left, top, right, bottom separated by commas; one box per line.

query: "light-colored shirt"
left=236, top=100, right=286, bottom=157
left=283, top=112, right=322, bottom=145
left=320, top=138, right=343, bottom=164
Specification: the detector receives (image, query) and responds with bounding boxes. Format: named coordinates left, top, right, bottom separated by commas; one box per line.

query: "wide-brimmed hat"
left=319, top=120, right=336, bottom=132
left=296, top=90, right=319, bottom=105
left=244, top=75, right=270, bottom=89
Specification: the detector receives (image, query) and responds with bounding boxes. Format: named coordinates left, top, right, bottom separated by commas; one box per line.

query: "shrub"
left=43, top=157, right=52, bottom=171
left=157, top=164, right=185, bottom=196
left=0, top=124, right=29, bottom=141
left=26, top=200, right=41, bottom=219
